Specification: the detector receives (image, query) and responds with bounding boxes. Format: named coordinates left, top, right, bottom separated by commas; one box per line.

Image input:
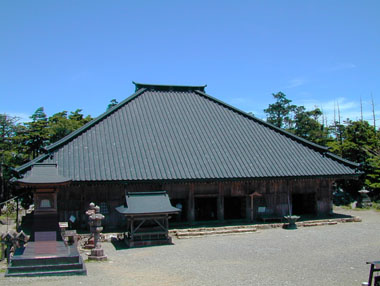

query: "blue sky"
left=1, top=1, right=379, bottom=125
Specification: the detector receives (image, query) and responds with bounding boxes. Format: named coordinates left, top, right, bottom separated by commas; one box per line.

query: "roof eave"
left=17, top=181, right=71, bottom=188
left=325, top=152, right=361, bottom=169
left=66, top=174, right=362, bottom=185
left=117, top=211, right=181, bottom=216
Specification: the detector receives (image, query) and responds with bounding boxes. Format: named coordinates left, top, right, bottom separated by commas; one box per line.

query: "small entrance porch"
left=116, top=191, right=180, bottom=247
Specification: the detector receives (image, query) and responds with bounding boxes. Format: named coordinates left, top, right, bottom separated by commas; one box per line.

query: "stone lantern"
left=358, top=188, right=372, bottom=208
left=87, top=203, right=107, bottom=261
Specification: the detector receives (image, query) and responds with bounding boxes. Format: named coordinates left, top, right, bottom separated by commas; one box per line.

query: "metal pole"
left=287, top=180, right=292, bottom=216
left=6, top=201, right=9, bottom=232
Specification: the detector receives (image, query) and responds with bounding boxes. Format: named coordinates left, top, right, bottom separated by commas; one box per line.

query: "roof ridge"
left=133, top=81, right=207, bottom=92
left=194, top=90, right=359, bottom=169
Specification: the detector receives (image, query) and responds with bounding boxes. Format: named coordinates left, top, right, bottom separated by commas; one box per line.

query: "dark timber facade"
left=15, top=82, right=360, bottom=228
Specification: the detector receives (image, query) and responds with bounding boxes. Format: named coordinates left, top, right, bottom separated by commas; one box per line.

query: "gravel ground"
left=1, top=207, right=379, bottom=286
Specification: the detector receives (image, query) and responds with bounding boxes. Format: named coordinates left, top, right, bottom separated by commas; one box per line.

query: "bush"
left=333, top=189, right=354, bottom=206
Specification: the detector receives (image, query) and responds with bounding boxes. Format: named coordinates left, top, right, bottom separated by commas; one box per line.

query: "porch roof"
left=17, top=163, right=71, bottom=186
left=115, top=191, right=181, bottom=216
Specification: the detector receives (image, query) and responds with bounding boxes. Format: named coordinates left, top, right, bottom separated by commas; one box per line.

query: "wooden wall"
left=57, top=178, right=335, bottom=229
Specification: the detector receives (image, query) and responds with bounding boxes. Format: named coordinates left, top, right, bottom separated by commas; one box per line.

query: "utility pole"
left=360, top=96, right=363, bottom=121
left=333, top=101, right=337, bottom=140
left=337, top=102, right=343, bottom=156
left=371, top=93, right=376, bottom=133
left=337, top=102, right=342, bottom=140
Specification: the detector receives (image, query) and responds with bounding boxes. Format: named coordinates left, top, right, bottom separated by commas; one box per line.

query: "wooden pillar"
left=53, top=189, right=58, bottom=210
left=217, top=183, right=224, bottom=221
left=130, top=217, right=134, bottom=239
left=187, top=184, right=195, bottom=223
left=329, top=179, right=334, bottom=215
left=165, top=215, right=169, bottom=239
left=247, top=195, right=253, bottom=222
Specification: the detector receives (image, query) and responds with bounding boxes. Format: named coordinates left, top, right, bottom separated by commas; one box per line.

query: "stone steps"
left=6, top=258, right=86, bottom=276
left=170, top=225, right=258, bottom=238
left=5, top=242, right=87, bottom=277
left=6, top=268, right=87, bottom=277
left=10, top=255, right=79, bottom=267
left=169, top=216, right=361, bottom=239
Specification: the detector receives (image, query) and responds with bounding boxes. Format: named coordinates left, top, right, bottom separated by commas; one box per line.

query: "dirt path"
left=1, top=207, right=379, bottom=286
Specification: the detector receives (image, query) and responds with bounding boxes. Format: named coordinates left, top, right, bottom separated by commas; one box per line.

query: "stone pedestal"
left=283, top=215, right=300, bottom=230
left=88, top=248, right=107, bottom=261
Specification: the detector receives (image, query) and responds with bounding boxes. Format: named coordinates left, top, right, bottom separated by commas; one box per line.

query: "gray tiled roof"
left=16, top=83, right=360, bottom=181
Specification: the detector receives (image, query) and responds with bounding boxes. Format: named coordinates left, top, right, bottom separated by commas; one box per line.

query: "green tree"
left=328, top=120, right=380, bottom=197
left=0, top=114, right=29, bottom=200
left=365, top=151, right=380, bottom=192
left=264, top=92, right=296, bottom=129
left=48, top=109, right=92, bottom=143
left=107, top=99, right=119, bottom=111
left=264, top=92, right=330, bottom=146
left=25, top=107, right=49, bottom=159
left=0, top=114, right=17, bottom=200
left=293, top=106, right=330, bottom=146
left=0, top=107, right=95, bottom=202
left=48, top=111, right=71, bottom=143
left=334, top=120, right=375, bottom=163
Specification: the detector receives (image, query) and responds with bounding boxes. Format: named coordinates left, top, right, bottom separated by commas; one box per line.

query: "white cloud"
left=0, top=112, right=31, bottom=123
left=296, top=97, right=379, bottom=125
left=326, top=63, right=356, bottom=72
left=286, top=78, right=307, bottom=89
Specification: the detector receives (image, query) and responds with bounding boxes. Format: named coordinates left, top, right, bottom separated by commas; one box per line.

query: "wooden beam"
left=133, top=219, right=145, bottom=235
left=153, top=218, right=166, bottom=232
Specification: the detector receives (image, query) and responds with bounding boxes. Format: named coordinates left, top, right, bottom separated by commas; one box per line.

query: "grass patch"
left=339, top=202, right=380, bottom=212
left=0, top=268, right=6, bottom=273
left=371, top=202, right=380, bottom=212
